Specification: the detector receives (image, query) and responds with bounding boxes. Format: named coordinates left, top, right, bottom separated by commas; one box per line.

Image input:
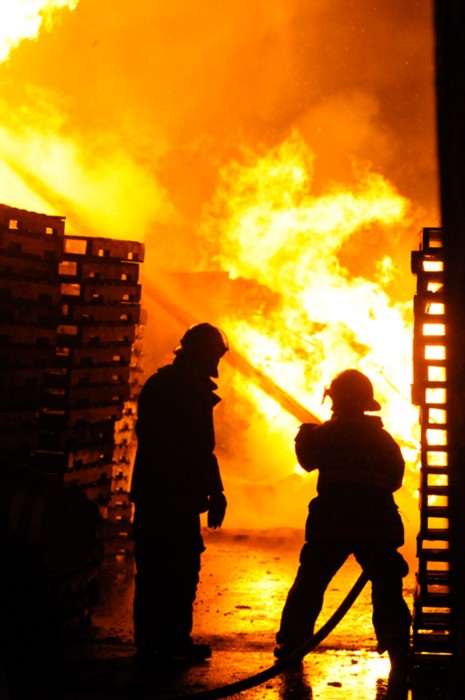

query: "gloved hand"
left=207, top=492, right=227, bottom=529
left=295, top=422, right=319, bottom=471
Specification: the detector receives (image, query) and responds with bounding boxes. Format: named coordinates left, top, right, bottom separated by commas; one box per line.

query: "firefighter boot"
left=386, top=645, right=410, bottom=700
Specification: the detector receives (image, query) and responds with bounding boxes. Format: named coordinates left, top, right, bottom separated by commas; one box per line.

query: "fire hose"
left=172, top=566, right=370, bottom=700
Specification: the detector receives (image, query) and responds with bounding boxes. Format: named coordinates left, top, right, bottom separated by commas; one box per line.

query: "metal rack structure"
left=411, top=226, right=452, bottom=675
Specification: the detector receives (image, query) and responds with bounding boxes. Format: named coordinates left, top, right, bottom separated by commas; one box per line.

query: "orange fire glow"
left=0, top=1, right=438, bottom=555
left=0, top=0, right=78, bottom=63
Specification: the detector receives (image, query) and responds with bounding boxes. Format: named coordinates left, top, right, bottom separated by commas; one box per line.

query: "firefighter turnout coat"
left=295, top=415, right=405, bottom=545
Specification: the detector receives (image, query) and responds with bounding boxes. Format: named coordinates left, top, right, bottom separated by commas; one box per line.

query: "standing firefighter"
left=130, top=323, right=228, bottom=667
left=274, top=369, right=411, bottom=694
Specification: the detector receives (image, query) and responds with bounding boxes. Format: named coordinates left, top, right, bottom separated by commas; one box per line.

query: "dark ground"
left=0, top=529, right=449, bottom=700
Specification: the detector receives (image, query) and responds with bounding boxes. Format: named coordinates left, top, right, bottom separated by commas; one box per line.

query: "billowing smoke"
left=0, top=1, right=436, bottom=552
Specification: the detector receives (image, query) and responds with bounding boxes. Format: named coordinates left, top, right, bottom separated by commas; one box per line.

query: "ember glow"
left=0, top=1, right=437, bottom=548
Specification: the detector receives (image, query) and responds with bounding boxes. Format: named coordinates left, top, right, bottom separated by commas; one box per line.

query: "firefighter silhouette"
left=275, top=369, right=411, bottom=694
left=130, top=323, right=228, bottom=666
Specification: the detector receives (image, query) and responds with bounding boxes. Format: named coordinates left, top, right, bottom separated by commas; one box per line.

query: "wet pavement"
left=3, top=529, right=448, bottom=700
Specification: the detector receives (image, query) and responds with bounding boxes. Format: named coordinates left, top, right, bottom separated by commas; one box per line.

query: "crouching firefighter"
left=130, top=323, right=229, bottom=667
left=274, top=369, right=411, bottom=692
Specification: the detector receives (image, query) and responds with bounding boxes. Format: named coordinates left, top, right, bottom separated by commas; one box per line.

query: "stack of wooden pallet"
left=0, top=202, right=144, bottom=637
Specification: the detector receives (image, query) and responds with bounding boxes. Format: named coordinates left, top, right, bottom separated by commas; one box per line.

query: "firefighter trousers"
left=276, top=539, right=411, bottom=654
left=133, top=507, right=205, bottom=654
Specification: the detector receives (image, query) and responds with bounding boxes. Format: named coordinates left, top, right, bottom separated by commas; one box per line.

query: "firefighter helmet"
left=324, top=369, right=381, bottom=412
left=176, top=323, right=229, bottom=357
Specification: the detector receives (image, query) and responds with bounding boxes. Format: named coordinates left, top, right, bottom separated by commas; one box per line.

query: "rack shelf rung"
left=421, top=467, right=450, bottom=476
left=422, top=529, right=450, bottom=541
left=412, top=635, right=452, bottom=653
left=414, top=612, right=451, bottom=629
left=417, top=572, right=450, bottom=587
left=423, top=506, right=449, bottom=517
left=417, top=594, right=451, bottom=608
left=423, top=485, right=449, bottom=496
left=416, top=550, right=450, bottom=563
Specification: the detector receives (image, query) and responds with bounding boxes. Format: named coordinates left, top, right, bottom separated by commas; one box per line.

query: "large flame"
left=204, top=136, right=414, bottom=425
left=198, top=134, right=420, bottom=522
left=0, top=0, right=78, bottom=63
